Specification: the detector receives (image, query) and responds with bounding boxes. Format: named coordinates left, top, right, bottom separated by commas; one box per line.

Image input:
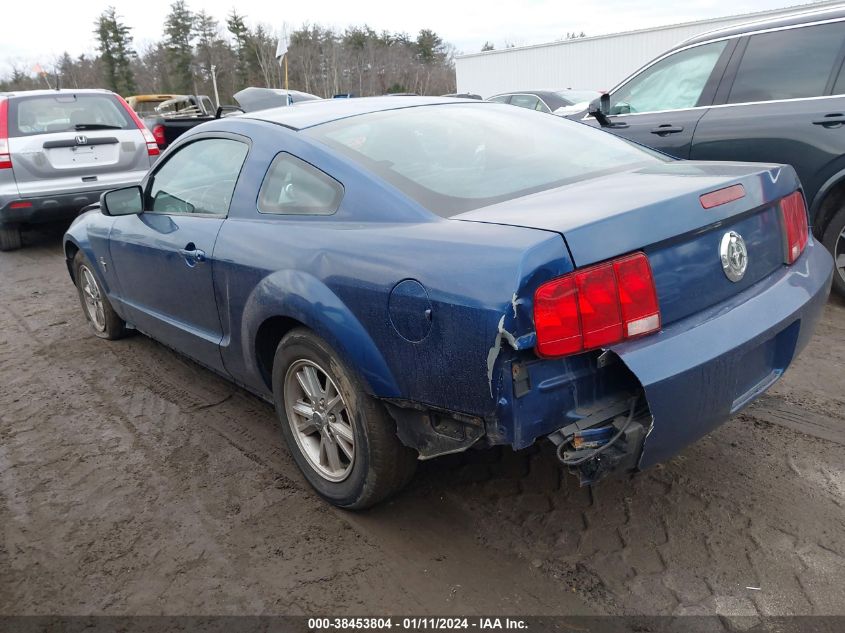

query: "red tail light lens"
left=576, top=263, right=623, bottom=349
left=0, top=98, right=11, bottom=169
left=534, top=252, right=661, bottom=358
left=534, top=275, right=581, bottom=356
left=613, top=254, right=661, bottom=337
left=151, top=124, right=166, bottom=148
left=780, top=191, right=808, bottom=265
left=114, top=94, right=160, bottom=157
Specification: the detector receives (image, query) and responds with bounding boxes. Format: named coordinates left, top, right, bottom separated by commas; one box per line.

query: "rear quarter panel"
left=209, top=119, right=573, bottom=416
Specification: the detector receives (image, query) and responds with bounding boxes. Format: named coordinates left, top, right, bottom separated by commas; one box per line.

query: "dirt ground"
left=1, top=225, right=844, bottom=618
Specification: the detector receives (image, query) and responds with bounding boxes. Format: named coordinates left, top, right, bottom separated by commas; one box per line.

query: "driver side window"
left=148, top=138, right=249, bottom=216
left=610, top=40, right=728, bottom=115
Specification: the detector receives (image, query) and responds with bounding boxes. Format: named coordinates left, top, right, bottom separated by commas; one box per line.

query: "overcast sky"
left=0, top=0, right=827, bottom=76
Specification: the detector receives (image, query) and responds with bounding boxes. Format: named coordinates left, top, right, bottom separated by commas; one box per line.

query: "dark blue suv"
left=585, top=6, right=845, bottom=296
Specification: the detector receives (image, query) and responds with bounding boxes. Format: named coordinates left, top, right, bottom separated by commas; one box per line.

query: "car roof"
left=0, top=88, right=114, bottom=99
left=241, top=95, right=482, bottom=130
left=679, top=5, right=845, bottom=48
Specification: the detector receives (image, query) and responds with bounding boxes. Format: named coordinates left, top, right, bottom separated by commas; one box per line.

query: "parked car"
left=232, top=87, right=322, bottom=111
left=153, top=94, right=215, bottom=117
left=583, top=5, right=845, bottom=296
left=0, top=89, right=160, bottom=251
left=64, top=97, right=832, bottom=508
left=442, top=93, right=483, bottom=100
left=487, top=89, right=601, bottom=116
left=126, top=94, right=183, bottom=116
left=145, top=88, right=322, bottom=152
left=143, top=94, right=218, bottom=151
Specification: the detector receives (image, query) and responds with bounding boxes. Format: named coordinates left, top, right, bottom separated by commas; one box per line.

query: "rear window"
left=8, top=93, right=133, bottom=137
left=305, top=103, right=668, bottom=215
left=132, top=101, right=164, bottom=116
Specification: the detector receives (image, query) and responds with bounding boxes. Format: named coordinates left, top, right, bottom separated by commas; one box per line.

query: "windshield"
left=9, top=93, right=133, bottom=136
left=305, top=103, right=669, bottom=216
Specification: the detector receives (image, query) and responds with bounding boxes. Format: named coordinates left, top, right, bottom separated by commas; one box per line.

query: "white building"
left=456, top=0, right=845, bottom=98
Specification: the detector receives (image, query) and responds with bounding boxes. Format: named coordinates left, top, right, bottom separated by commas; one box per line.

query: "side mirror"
left=588, top=94, right=612, bottom=128
left=100, top=185, right=143, bottom=216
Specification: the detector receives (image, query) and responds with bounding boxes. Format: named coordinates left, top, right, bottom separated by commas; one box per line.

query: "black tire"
left=272, top=328, right=417, bottom=509
left=822, top=207, right=845, bottom=298
left=73, top=251, right=128, bottom=340
left=0, top=225, right=22, bottom=251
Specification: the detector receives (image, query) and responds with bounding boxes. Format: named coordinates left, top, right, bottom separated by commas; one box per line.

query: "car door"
left=109, top=134, right=249, bottom=370
left=690, top=20, right=845, bottom=212
left=584, top=38, right=736, bottom=158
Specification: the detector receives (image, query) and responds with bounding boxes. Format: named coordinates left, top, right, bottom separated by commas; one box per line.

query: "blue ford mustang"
left=64, top=97, right=833, bottom=508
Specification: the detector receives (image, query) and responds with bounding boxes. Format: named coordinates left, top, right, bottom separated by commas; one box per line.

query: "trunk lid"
left=453, top=161, right=799, bottom=325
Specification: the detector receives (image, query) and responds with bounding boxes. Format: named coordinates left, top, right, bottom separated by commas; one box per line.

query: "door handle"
left=812, top=113, right=845, bottom=127
left=651, top=124, right=684, bottom=135
left=178, top=242, right=206, bottom=265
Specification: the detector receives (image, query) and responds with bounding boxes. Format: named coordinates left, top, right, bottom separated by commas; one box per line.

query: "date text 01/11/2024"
left=307, top=617, right=528, bottom=630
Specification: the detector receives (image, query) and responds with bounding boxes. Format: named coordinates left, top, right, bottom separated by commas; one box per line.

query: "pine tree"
left=164, top=0, right=196, bottom=93
left=94, top=7, right=137, bottom=95
left=415, top=29, right=444, bottom=64
left=226, top=9, right=250, bottom=89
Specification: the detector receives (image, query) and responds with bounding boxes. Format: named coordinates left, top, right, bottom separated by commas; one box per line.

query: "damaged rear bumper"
left=616, top=241, right=832, bottom=468
left=495, top=241, right=830, bottom=482
left=386, top=243, right=831, bottom=481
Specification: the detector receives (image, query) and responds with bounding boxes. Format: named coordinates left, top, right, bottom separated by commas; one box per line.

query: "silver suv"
left=0, top=89, right=159, bottom=250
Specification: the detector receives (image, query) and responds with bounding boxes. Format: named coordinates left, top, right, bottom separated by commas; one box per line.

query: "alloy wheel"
left=79, top=265, right=106, bottom=332
left=283, top=359, right=356, bottom=482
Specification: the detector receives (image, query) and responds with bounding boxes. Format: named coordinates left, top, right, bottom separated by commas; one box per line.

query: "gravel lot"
left=1, top=226, right=844, bottom=619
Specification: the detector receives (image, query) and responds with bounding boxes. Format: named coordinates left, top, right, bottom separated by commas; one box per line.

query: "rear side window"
left=488, top=95, right=510, bottom=104
left=509, top=95, right=540, bottom=110
left=9, top=94, right=133, bottom=137
left=258, top=153, right=343, bottom=215
left=728, top=22, right=845, bottom=103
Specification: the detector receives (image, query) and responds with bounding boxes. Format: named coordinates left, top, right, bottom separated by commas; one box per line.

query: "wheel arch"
left=243, top=269, right=401, bottom=399
left=810, top=169, right=845, bottom=238
left=64, top=238, right=81, bottom=282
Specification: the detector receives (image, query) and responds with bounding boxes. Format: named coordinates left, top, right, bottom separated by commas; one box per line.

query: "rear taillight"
left=114, top=94, right=160, bottom=157
left=534, top=252, right=661, bottom=358
left=0, top=98, right=11, bottom=169
left=141, top=127, right=160, bottom=156
left=151, top=124, right=166, bottom=148
left=780, top=191, right=809, bottom=265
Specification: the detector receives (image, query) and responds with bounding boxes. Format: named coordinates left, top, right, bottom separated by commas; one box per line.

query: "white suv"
left=0, top=89, right=159, bottom=250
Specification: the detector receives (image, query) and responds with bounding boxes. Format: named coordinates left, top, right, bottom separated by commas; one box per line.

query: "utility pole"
left=211, top=65, right=220, bottom=108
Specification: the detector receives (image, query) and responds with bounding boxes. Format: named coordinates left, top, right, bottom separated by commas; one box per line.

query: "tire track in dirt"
left=3, top=228, right=843, bottom=617
left=0, top=236, right=590, bottom=615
